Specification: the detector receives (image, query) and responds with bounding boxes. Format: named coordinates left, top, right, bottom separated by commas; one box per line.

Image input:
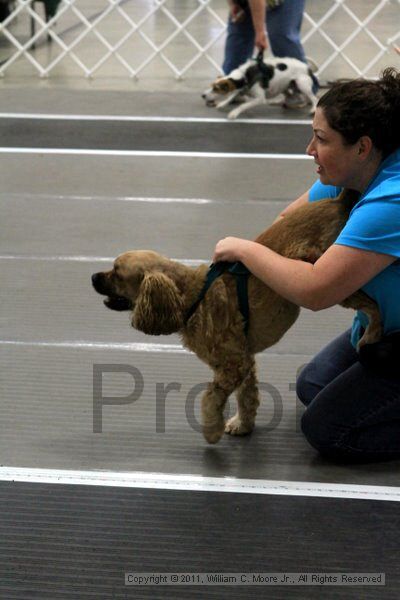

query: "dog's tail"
left=306, top=56, right=318, bottom=73
left=306, top=56, right=320, bottom=93
left=308, top=69, right=320, bottom=94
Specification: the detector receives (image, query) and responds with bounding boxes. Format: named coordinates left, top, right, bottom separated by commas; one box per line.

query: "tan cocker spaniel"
left=92, top=190, right=381, bottom=444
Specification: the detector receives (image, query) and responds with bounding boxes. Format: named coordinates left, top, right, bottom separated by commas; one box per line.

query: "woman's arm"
left=213, top=238, right=396, bottom=311
left=272, top=189, right=310, bottom=223
left=248, top=0, right=268, bottom=50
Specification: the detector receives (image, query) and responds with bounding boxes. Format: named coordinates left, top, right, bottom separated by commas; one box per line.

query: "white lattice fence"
left=0, top=0, right=398, bottom=80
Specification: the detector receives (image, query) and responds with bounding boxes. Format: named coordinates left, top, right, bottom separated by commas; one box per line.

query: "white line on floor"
left=28, top=195, right=213, bottom=204
left=0, top=112, right=312, bottom=126
left=0, top=255, right=115, bottom=262
left=0, top=192, right=289, bottom=206
left=0, top=254, right=206, bottom=266
left=0, top=467, right=399, bottom=502
left=0, top=339, right=308, bottom=358
left=0, top=148, right=310, bottom=160
left=0, top=340, right=188, bottom=352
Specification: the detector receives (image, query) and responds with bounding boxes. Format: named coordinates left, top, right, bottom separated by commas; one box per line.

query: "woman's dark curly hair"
left=317, top=67, right=400, bottom=158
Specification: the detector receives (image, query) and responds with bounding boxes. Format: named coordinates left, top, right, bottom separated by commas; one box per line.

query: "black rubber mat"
left=0, top=481, right=396, bottom=599
left=0, top=118, right=311, bottom=154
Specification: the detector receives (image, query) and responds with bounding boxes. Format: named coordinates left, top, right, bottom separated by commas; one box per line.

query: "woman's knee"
left=296, top=362, right=319, bottom=406
left=300, top=398, right=359, bottom=461
left=300, top=408, right=323, bottom=450
left=300, top=407, right=341, bottom=456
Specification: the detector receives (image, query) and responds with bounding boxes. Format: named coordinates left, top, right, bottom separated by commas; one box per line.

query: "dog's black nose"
left=92, top=272, right=106, bottom=292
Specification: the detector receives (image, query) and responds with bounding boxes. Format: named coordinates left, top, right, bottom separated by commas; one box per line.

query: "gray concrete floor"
left=1, top=88, right=400, bottom=487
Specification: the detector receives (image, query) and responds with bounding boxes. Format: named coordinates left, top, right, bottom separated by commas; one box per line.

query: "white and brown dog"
left=203, top=55, right=318, bottom=119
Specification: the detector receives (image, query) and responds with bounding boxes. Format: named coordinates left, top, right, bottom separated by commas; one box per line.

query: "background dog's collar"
left=256, top=49, right=265, bottom=65
left=255, top=50, right=275, bottom=80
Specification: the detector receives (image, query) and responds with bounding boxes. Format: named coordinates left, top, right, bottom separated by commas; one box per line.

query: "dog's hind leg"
left=340, top=291, right=383, bottom=349
left=201, top=358, right=254, bottom=444
left=294, top=75, right=318, bottom=114
left=225, top=355, right=259, bottom=436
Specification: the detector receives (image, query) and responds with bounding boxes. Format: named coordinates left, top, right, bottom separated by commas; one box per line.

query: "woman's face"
left=306, top=108, right=360, bottom=188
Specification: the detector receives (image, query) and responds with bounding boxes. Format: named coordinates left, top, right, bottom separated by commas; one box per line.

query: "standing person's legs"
left=222, top=10, right=256, bottom=74
left=266, top=0, right=306, bottom=62
left=297, top=330, right=400, bottom=462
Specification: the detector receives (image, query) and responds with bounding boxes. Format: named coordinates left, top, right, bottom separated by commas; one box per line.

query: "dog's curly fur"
left=92, top=190, right=381, bottom=444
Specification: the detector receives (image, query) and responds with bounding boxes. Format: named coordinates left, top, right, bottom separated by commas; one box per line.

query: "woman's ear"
left=358, top=135, right=373, bottom=159
left=131, top=272, right=185, bottom=335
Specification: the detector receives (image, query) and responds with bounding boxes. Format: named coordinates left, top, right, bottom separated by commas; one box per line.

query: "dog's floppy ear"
left=132, top=272, right=184, bottom=335
left=213, top=79, right=236, bottom=93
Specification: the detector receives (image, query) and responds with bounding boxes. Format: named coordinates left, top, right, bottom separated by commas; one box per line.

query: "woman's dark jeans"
left=297, top=329, right=400, bottom=462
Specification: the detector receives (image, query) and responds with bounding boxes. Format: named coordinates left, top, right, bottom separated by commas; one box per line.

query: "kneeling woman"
left=213, top=68, right=400, bottom=462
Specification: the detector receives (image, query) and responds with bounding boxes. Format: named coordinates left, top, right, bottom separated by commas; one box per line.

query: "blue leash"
left=185, top=261, right=250, bottom=335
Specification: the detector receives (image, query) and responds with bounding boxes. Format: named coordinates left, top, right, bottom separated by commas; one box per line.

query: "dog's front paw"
left=203, top=416, right=225, bottom=444
left=227, top=109, right=239, bottom=120
left=203, top=424, right=224, bottom=444
left=225, top=414, right=254, bottom=436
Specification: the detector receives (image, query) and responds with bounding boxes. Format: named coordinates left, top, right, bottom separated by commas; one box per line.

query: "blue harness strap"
left=228, top=261, right=250, bottom=334
left=184, top=261, right=250, bottom=334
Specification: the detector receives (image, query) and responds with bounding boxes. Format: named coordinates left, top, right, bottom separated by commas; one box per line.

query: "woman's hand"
left=213, top=237, right=253, bottom=263
left=228, top=0, right=246, bottom=23
left=254, top=30, right=268, bottom=51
